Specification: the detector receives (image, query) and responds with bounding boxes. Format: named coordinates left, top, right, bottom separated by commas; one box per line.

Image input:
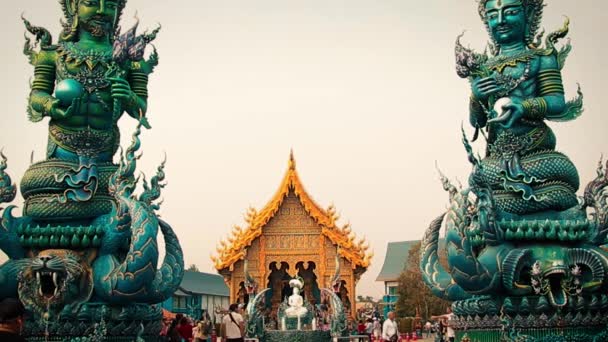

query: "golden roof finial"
left=289, top=149, right=296, bottom=170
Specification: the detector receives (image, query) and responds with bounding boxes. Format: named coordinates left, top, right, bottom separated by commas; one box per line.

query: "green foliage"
left=187, top=264, right=200, bottom=272
left=395, top=241, right=451, bottom=320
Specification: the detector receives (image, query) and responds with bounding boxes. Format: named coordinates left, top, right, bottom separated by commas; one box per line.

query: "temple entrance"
left=265, top=262, right=291, bottom=315
left=296, top=261, right=320, bottom=305
left=265, top=260, right=321, bottom=318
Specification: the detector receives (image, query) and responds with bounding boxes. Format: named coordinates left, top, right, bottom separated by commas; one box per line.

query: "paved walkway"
left=238, top=335, right=439, bottom=342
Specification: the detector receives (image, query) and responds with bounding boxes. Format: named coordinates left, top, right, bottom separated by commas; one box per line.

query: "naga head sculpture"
left=478, top=0, right=544, bottom=48
left=59, top=0, right=127, bottom=42
left=505, top=247, right=605, bottom=308
left=0, top=151, right=16, bottom=203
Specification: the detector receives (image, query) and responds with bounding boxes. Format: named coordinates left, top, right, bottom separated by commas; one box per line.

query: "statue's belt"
left=49, top=125, right=118, bottom=157
left=489, top=126, right=549, bottom=159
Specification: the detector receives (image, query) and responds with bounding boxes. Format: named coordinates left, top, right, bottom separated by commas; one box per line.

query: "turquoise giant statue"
left=420, top=0, right=608, bottom=341
left=0, top=0, right=184, bottom=340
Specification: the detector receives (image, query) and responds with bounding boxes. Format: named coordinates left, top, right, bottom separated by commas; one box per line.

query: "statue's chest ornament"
left=486, top=49, right=540, bottom=73
left=486, top=51, right=538, bottom=98
left=56, top=43, right=120, bottom=94
left=493, top=60, right=531, bottom=98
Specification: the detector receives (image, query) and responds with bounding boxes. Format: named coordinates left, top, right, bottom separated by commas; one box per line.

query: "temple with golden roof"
left=212, top=152, right=372, bottom=317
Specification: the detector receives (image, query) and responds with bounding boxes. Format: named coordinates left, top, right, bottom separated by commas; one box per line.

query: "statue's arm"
left=112, top=60, right=151, bottom=128
left=468, top=72, right=497, bottom=129
left=27, top=49, right=57, bottom=122
left=521, top=54, right=566, bottom=120
left=126, top=63, right=149, bottom=118
left=490, top=54, right=567, bottom=128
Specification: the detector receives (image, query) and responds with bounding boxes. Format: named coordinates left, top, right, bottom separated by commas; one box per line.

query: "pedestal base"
left=264, top=330, right=331, bottom=342
left=458, top=326, right=608, bottom=342
left=23, top=303, right=163, bottom=342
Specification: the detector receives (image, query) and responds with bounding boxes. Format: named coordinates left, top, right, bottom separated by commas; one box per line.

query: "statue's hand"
left=471, top=76, right=500, bottom=100
left=109, top=77, right=137, bottom=107
left=109, top=77, right=151, bottom=129
left=488, top=97, right=524, bottom=128
left=46, top=97, right=80, bottom=120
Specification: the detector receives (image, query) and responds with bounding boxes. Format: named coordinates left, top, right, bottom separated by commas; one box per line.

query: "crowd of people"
left=161, top=311, right=214, bottom=342
left=346, top=307, right=455, bottom=342
left=0, top=296, right=456, bottom=342
left=161, top=303, right=245, bottom=342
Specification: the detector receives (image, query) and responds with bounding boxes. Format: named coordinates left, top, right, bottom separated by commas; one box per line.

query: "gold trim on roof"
left=212, top=152, right=372, bottom=271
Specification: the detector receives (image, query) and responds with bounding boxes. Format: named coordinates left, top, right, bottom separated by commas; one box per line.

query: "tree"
left=356, top=295, right=378, bottom=305
left=187, top=264, right=199, bottom=272
left=395, top=241, right=450, bottom=320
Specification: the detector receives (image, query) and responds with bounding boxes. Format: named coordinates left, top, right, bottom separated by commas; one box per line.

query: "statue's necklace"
left=493, top=59, right=532, bottom=97
left=486, top=49, right=537, bottom=73
left=57, top=42, right=113, bottom=73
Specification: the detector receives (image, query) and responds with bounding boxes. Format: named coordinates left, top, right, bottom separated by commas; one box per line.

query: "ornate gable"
left=212, top=152, right=373, bottom=272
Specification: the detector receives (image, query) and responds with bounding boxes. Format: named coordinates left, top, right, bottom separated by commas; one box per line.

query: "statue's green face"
left=485, top=0, right=527, bottom=46
left=77, top=0, right=119, bottom=37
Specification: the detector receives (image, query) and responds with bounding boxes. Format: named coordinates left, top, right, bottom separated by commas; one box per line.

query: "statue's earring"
left=65, top=15, right=79, bottom=41
left=60, top=15, right=79, bottom=41
left=68, top=0, right=78, bottom=17
left=72, top=15, right=79, bottom=34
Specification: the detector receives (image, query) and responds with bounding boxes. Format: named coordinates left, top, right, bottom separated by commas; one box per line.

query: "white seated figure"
left=282, top=277, right=309, bottom=331
left=285, top=278, right=308, bottom=318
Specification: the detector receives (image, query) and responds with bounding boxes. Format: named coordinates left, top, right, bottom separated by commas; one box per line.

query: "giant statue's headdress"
left=477, top=0, right=545, bottom=48
left=59, top=0, right=127, bottom=41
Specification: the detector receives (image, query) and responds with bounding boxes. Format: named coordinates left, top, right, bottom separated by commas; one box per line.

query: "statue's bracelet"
left=522, top=97, right=548, bottom=120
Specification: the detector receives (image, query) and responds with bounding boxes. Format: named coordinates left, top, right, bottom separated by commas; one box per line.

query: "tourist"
left=175, top=313, right=184, bottom=329
left=372, top=317, right=381, bottom=340
left=221, top=303, right=245, bottom=342
left=381, top=311, right=399, bottom=342
left=160, top=318, right=173, bottom=337
left=424, top=321, right=432, bottom=338
left=365, top=318, right=374, bottom=339
left=444, top=307, right=455, bottom=342
left=0, top=298, right=26, bottom=342
left=432, top=307, right=454, bottom=342
left=177, top=316, right=194, bottom=341
left=357, top=319, right=366, bottom=335
left=438, top=319, right=446, bottom=342
left=192, top=321, right=199, bottom=341
left=194, top=311, right=212, bottom=342
left=166, top=319, right=182, bottom=342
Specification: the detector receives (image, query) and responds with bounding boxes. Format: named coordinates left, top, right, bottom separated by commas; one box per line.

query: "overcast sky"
left=0, top=1, right=606, bottom=298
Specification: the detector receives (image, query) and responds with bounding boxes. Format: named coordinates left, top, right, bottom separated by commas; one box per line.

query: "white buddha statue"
left=285, top=278, right=308, bottom=318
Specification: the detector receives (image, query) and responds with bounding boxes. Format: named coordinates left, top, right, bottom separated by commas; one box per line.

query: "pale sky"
left=0, top=1, right=606, bottom=299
